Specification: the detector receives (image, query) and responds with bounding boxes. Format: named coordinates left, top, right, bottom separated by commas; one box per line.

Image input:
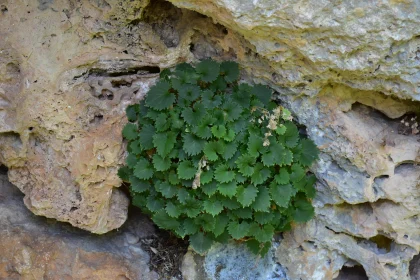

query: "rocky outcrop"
left=0, top=171, right=158, bottom=279
left=0, top=0, right=419, bottom=279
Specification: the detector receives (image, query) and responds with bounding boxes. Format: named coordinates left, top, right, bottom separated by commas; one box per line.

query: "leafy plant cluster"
left=118, top=60, right=319, bottom=256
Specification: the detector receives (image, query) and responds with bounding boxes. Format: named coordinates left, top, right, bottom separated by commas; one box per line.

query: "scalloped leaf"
left=220, top=61, right=239, bottom=83
left=228, top=220, right=250, bottom=239
left=251, top=84, right=272, bottom=106
left=203, top=198, right=224, bottom=216
left=152, top=154, right=171, bottom=171
left=270, top=182, right=294, bottom=208
left=296, top=138, right=319, bottom=166
left=122, top=123, right=138, bottom=140
left=183, top=134, right=206, bottom=156
left=139, top=124, right=155, bottom=150
left=189, top=232, right=214, bottom=255
left=236, top=185, right=259, bottom=207
left=145, top=80, right=175, bottom=110
left=133, top=159, right=154, bottom=180
left=214, top=164, right=235, bottom=183
left=153, top=209, right=180, bottom=230
left=196, top=59, right=220, bottom=82
left=177, top=160, right=197, bottom=180
left=153, top=131, right=177, bottom=157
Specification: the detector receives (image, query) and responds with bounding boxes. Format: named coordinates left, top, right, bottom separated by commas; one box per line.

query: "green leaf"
left=195, top=213, right=216, bottom=232
left=221, top=197, right=241, bottom=210
left=221, top=141, right=237, bottom=160
left=275, top=125, right=286, bottom=135
left=251, top=84, right=272, bottom=106
left=202, top=90, right=222, bottom=109
left=249, top=223, right=274, bottom=243
left=133, top=159, right=154, bottom=179
left=177, top=188, right=192, bottom=203
left=132, top=194, right=147, bottom=208
left=210, top=76, right=227, bottom=92
left=155, top=113, right=170, bottom=132
left=126, top=104, right=138, bottom=122
left=270, top=182, right=294, bottom=207
left=117, top=166, right=130, bottom=181
left=235, top=154, right=256, bottom=177
left=275, top=168, right=290, bottom=184
left=183, top=134, right=206, bottom=156
left=159, top=68, right=171, bottom=80
left=227, top=221, right=250, bottom=239
left=214, top=164, right=235, bottom=183
left=296, top=138, right=319, bottom=166
left=202, top=180, right=218, bottom=196
left=203, top=141, right=224, bottom=161
left=129, top=176, right=150, bottom=193
left=220, top=61, right=239, bottom=83
left=153, top=209, right=180, bottom=230
left=126, top=153, right=138, bottom=167
left=290, top=164, right=305, bottom=183
left=223, top=129, right=236, bottom=142
left=166, top=201, right=182, bottom=218
left=293, top=196, right=315, bottom=222
left=182, top=103, right=206, bottom=126
left=178, top=84, right=201, bottom=101
left=261, top=142, right=286, bottom=167
left=236, top=185, right=259, bottom=207
left=153, top=132, right=176, bottom=157
left=138, top=124, right=155, bottom=150
left=177, top=160, right=197, bottom=180
left=168, top=170, right=181, bottom=185
left=222, top=101, right=242, bottom=122
left=251, top=163, right=271, bottom=185
left=254, top=212, right=274, bottom=224
left=246, top=239, right=262, bottom=255
left=200, top=170, right=213, bottom=185
left=129, top=140, right=143, bottom=155
left=155, top=181, right=177, bottom=198
left=145, top=80, right=175, bottom=110
left=211, top=125, right=226, bottom=138
left=146, top=196, right=165, bottom=212
left=278, top=121, right=299, bottom=148
left=248, top=134, right=265, bottom=157
left=122, top=123, right=138, bottom=140
left=217, top=181, right=237, bottom=197
left=232, top=84, right=251, bottom=107
left=184, top=199, right=202, bottom=218
left=190, top=232, right=214, bottom=255
left=213, top=214, right=230, bottom=237
left=233, top=207, right=253, bottom=219
left=183, top=218, right=199, bottom=235
left=203, top=198, right=224, bottom=216
left=152, top=154, right=171, bottom=171
left=196, top=59, right=220, bottom=82
left=252, top=187, right=271, bottom=212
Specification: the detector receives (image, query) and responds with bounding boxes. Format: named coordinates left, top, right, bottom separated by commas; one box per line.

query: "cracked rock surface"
left=0, top=0, right=420, bottom=279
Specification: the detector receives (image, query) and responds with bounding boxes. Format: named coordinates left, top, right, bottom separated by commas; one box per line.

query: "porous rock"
left=1, top=0, right=420, bottom=279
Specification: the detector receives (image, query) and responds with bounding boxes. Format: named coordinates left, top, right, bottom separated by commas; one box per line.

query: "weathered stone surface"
left=1, top=0, right=420, bottom=279
left=181, top=242, right=289, bottom=280
left=0, top=172, right=158, bottom=280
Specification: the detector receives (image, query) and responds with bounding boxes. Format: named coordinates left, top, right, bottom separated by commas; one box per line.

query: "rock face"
left=0, top=171, right=158, bottom=280
left=0, top=0, right=419, bottom=279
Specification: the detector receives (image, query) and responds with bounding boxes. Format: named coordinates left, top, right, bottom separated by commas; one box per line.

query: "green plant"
left=118, top=60, right=319, bottom=256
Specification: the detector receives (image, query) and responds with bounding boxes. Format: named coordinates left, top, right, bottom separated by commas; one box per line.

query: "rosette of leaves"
left=118, top=60, right=319, bottom=256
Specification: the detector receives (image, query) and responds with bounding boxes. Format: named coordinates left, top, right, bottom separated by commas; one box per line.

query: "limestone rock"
left=0, top=172, right=158, bottom=280
left=1, top=0, right=420, bottom=279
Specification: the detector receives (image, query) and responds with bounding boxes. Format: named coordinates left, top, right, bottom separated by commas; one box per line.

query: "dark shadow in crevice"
left=410, top=252, right=420, bottom=279
left=334, top=265, right=368, bottom=280
left=0, top=165, right=8, bottom=175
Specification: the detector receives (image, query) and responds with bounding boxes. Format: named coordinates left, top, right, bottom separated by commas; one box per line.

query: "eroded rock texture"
left=1, top=0, right=419, bottom=279
left=0, top=171, right=158, bottom=279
